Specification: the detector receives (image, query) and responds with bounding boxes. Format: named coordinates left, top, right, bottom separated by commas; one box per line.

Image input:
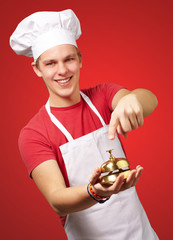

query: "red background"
left=1, top=0, right=172, bottom=239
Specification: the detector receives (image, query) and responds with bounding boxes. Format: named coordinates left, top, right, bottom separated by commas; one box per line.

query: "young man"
left=10, top=9, right=159, bottom=240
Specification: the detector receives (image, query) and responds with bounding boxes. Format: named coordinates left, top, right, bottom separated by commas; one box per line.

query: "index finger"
left=108, top=114, right=119, bottom=140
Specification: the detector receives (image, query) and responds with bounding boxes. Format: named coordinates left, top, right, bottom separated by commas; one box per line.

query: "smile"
left=55, top=77, right=72, bottom=84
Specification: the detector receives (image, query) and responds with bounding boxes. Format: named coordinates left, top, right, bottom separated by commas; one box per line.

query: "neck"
left=49, top=93, right=81, bottom=107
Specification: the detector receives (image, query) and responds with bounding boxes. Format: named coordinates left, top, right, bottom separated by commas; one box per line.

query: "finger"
left=117, top=124, right=123, bottom=135
left=89, top=167, right=101, bottom=185
left=111, top=175, right=125, bottom=193
left=132, top=166, right=143, bottom=186
left=137, top=115, right=144, bottom=127
left=136, top=165, right=143, bottom=170
left=108, top=114, right=119, bottom=140
left=124, top=170, right=137, bottom=189
left=117, top=124, right=128, bottom=138
left=128, top=111, right=139, bottom=130
left=119, top=115, right=132, bottom=134
left=135, top=107, right=144, bottom=127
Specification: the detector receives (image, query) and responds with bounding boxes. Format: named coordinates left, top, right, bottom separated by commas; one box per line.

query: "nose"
left=57, top=62, right=68, bottom=75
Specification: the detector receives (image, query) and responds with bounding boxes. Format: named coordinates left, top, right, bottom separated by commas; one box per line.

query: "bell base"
left=119, top=169, right=132, bottom=179
left=100, top=173, right=119, bottom=184
left=100, top=169, right=132, bottom=185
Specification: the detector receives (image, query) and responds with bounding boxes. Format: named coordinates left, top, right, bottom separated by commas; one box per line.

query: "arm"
left=109, top=88, right=158, bottom=139
left=32, top=159, right=142, bottom=216
left=32, top=160, right=96, bottom=216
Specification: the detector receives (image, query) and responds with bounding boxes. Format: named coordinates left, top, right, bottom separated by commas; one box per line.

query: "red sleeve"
left=98, top=82, right=124, bottom=111
left=83, top=82, right=124, bottom=112
left=18, top=122, right=57, bottom=177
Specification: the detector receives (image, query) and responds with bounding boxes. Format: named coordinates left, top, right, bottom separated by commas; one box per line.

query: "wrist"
left=87, top=184, right=111, bottom=204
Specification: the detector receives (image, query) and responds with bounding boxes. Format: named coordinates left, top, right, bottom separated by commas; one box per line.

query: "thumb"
left=89, top=167, right=101, bottom=185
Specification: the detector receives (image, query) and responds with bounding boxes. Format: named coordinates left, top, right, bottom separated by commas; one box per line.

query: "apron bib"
left=45, top=92, right=159, bottom=240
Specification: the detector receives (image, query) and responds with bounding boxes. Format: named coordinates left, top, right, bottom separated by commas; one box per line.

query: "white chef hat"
left=10, top=9, right=81, bottom=61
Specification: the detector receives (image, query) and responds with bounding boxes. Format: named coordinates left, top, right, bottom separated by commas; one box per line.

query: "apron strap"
left=45, top=91, right=106, bottom=142
left=80, top=91, right=106, bottom=126
left=45, top=100, right=74, bottom=141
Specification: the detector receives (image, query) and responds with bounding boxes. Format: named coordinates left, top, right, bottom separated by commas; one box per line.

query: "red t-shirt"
left=19, top=83, right=123, bottom=182
left=19, top=83, right=123, bottom=225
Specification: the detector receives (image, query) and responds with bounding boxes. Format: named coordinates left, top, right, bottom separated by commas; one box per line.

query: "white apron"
left=45, top=92, right=159, bottom=240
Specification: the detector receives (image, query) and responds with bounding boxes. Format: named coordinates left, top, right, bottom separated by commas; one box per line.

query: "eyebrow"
left=42, top=53, right=77, bottom=64
left=65, top=53, right=77, bottom=58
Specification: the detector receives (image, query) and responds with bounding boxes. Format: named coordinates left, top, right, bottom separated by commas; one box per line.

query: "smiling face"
left=32, top=44, right=82, bottom=107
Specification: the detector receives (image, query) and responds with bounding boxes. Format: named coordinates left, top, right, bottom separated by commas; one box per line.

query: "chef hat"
left=10, top=9, right=81, bottom=61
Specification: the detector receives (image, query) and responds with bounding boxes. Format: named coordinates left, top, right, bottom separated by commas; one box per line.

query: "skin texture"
left=32, top=45, right=82, bottom=108
left=31, top=44, right=158, bottom=216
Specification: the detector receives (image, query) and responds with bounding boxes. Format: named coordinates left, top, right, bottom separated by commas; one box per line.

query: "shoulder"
left=21, top=106, right=48, bottom=132
left=81, top=83, right=124, bottom=110
left=82, top=82, right=123, bottom=97
left=19, top=106, right=50, bottom=146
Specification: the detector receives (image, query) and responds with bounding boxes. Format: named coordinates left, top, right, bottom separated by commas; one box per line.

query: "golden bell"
left=100, top=149, right=131, bottom=184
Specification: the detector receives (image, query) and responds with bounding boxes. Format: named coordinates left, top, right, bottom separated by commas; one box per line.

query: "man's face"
left=33, top=44, right=82, bottom=107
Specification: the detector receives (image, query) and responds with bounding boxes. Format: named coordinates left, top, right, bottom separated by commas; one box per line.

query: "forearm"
left=131, top=88, right=158, bottom=117
left=49, top=184, right=96, bottom=216
left=32, top=161, right=97, bottom=217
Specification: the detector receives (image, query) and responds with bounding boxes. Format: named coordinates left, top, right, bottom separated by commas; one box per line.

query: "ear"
left=80, top=61, right=82, bottom=69
left=79, top=58, right=82, bottom=69
left=31, top=62, right=42, bottom=77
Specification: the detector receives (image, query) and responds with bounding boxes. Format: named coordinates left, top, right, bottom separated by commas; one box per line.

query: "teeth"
left=57, top=77, right=71, bottom=83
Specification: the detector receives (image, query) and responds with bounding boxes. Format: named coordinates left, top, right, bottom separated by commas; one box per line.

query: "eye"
left=46, top=62, right=55, bottom=66
left=44, top=60, right=56, bottom=67
left=65, top=58, right=74, bottom=62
